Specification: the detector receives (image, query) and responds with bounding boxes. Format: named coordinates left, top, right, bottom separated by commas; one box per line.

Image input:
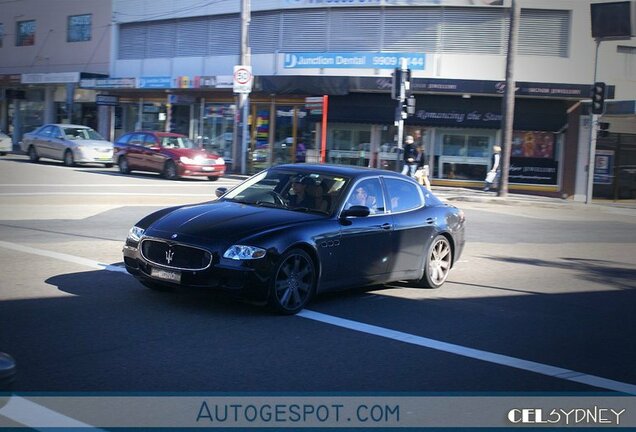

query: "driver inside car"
left=288, top=177, right=314, bottom=208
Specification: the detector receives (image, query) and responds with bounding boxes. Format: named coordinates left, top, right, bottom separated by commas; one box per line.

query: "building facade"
left=1, top=0, right=635, bottom=199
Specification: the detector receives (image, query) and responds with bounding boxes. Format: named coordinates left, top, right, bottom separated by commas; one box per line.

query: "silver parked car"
left=0, top=131, right=12, bottom=156
left=20, top=124, right=114, bottom=167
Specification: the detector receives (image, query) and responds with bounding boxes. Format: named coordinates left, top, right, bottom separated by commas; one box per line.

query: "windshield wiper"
left=255, top=201, right=283, bottom=209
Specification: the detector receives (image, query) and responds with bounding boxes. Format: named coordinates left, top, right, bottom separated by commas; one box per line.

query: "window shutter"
left=281, top=10, right=327, bottom=52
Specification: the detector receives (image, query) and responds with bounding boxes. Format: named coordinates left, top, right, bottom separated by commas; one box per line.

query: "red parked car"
left=113, top=131, right=225, bottom=180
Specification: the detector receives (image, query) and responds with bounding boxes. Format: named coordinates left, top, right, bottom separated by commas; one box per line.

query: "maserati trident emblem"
left=171, top=233, right=178, bottom=239
left=165, top=249, right=174, bottom=264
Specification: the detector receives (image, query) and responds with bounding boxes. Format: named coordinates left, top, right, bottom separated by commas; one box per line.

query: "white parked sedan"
left=0, top=131, right=11, bottom=156
left=20, top=124, right=114, bottom=167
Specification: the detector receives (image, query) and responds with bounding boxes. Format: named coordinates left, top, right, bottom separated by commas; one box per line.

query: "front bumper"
left=177, top=163, right=225, bottom=177
left=123, top=243, right=270, bottom=302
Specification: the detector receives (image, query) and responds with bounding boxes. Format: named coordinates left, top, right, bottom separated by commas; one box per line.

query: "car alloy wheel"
left=422, top=235, right=452, bottom=288
left=270, top=248, right=316, bottom=315
left=163, top=160, right=178, bottom=180
left=119, top=156, right=130, bottom=174
left=63, top=149, right=75, bottom=167
left=28, top=146, right=39, bottom=162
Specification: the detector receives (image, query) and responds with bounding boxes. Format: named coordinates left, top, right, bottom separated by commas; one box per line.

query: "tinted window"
left=384, top=178, right=423, bottom=213
left=128, top=133, right=145, bottom=146
left=38, top=126, right=55, bottom=138
left=345, top=178, right=385, bottom=214
left=116, top=134, right=132, bottom=145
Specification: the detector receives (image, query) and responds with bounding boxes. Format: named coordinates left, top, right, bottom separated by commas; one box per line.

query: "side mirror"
left=215, top=187, right=228, bottom=198
left=340, top=205, right=370, bottom=219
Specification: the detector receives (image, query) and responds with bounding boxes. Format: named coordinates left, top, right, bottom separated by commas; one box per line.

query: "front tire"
left=207, top=176, right=220, bottom=181
left=63, top=149, right=75, bottom=167
left=163, top=160, right=178, bottom=180
left=28, top=146, right=39, bottom=162
left=104, top=163, right=114, bottom=168
left=268, top=248, right=316, bottom=315
left=416, top=235, right=452, bottom=289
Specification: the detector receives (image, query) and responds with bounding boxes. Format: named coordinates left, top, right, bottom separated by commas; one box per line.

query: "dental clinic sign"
left=284, top=52, right=425, bottom=70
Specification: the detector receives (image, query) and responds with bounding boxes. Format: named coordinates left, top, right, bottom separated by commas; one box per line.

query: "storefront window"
left=327, top=124, right=371, bottom=167
left=142, top=103, right=166, bottom=131
left=438, top=131, right=493, bottom=181
left=201, top=103, right=235, bottom=161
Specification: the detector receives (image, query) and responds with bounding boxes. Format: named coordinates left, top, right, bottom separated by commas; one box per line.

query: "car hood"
left=146, top=200, right=321, bottom=241
left=163, top=148, right=220, bottom=159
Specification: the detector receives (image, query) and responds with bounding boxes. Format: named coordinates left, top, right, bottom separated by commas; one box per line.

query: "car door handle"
left=381, top=222, right=393, bottom=230
left=426, top=218, right=436, bottom=224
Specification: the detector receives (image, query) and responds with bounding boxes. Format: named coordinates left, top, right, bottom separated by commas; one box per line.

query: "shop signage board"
left=594, top=150, right=614, bottom=185
left=138, top=76, right=172, bottom=89
left=284, top=52, right=425, bottom=70
left=80, top=78, right=136, bottom=89
left=509, top=158, right=558, bottom=185
left=21, top=72, right=80, bottom=84
left=96, top=95, right=119, bottom=106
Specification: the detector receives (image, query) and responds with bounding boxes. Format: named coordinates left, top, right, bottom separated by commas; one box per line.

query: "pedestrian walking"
left=483, top=145, right=502, bottom=192
left=401, top=135, right=418, bottom=177
left=414, top=144, right=431, bottom=189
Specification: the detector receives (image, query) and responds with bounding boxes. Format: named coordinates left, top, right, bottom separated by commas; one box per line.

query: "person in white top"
left=483, top=145, right=502, bottom=192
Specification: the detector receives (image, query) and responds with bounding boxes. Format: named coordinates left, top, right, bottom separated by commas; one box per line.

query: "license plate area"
left=202, top=166, right=213, bottom=171
left=150, top=267, right=181, bottom=283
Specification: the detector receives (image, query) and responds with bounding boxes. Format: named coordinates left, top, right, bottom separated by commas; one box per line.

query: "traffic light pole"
left=394, top=58, right=408, bottom=173
left=585, top=39, right=601, bottom=205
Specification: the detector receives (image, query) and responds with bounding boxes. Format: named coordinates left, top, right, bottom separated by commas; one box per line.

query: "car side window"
left=345, top=178, right=385, bottom=214
left=116, top=134, right=131, bottom=145
left=128, top=133, right=145, bottom=146
left=144, top=135, right=158, bottom=148
left=384, top=178, right=423, bottom=213
left=39, top=126, right=54, bottom=138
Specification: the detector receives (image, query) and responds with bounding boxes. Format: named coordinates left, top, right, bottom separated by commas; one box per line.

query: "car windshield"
left=62, top=127, right=106, bottom=141
left=161, top=136, right=196, bottom=149
left=224, top=169, right=350, bottom=215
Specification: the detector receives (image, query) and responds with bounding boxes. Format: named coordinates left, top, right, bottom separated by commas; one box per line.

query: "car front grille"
left=140, top=238, right=212, bottom=271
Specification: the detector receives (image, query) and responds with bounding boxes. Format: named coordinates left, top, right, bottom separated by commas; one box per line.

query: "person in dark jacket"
left=401, top=135, right=418, bottom=177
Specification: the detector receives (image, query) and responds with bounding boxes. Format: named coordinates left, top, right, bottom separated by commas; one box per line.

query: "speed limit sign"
left=233, top=65, right=253, bottom=94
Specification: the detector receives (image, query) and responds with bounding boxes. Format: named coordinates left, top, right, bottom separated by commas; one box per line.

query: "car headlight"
left=127, top=226, right=145, bottom=242
left=215, top=157, right=225, bottom=165
left=223, top=245, right=266, bottom=260
left=180, top=155, right=206, bottom=164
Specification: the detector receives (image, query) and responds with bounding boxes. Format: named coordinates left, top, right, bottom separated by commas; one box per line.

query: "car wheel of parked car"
left=28, top=146, right=39, bottom=162
left=415, top=235, right=452, bottom=289
left=163, top=160, right=178, bottom=180
left=104, top=163, right=113, bottom=168
left=268, top=248, right=316, bottom=315
left=207, top=176, right=220, bottom=181
left=118, top=156, right=130, bottom=174
left=63, top=149, right=75, bottom=167
left=140, top=279, right=174, bottom=292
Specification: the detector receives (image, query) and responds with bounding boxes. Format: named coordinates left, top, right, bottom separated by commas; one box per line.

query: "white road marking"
left=0, top=396, right=101, bottom=430
left=0, top=240, right=128, bottom=274
left=0, top=192, right=211, bottom=196
left=297, top=310, right=636, bottom=395
left=0, top=240, right=635, bottom=395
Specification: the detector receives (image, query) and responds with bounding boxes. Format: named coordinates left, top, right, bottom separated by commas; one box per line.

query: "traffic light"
left=591, top=82, right=606, bottom=114
left=406, top=95, right=416, bottom=116
left=391, top=68, right=402, bottom=100
left=598, top=121, right=610, bottom=138
left=391, top=67, right=412, bottom=100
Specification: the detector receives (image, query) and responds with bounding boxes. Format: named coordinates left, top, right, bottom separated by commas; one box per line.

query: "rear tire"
left=413, top=235, right=452, bottom=289
left=163, top=160, right=178, bottom=180
left=63, top=149, right=75, bottom=167
left=207, top=176, right=220, bottom=181
left=118, top=156, right=130, bottom=174
left=104, top=163, right=114, bottom=168
left=28, top=146, right=39, bottom=162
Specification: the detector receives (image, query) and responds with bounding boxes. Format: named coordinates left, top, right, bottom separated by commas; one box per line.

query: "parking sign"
left=233, top=65, right=253, bottom=94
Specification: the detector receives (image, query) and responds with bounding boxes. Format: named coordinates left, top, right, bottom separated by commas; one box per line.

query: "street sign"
left=233, top=65, right=253, bottom=94
left=96, top=95, right=119, bottom=106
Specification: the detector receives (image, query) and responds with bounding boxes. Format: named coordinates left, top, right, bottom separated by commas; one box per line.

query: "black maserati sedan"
left=123, top=164, right=465, bottom=314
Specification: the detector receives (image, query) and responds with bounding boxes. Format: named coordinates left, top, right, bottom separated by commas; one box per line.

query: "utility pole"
left=498, top=0, right=520, bottom=198
left=392, top=58, right=412, bottom=172
left=586, top=40, right=602, bottom=204
left=233, top=0, right=251, bottom=174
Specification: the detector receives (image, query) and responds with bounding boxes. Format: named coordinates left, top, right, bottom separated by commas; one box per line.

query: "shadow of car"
left=20, top=124, right=114, bottom=167
left=114, top=131, right=226, bottom=180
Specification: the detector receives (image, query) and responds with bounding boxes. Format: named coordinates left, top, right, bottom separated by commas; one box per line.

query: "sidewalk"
left=432, top=186, right=636, bottom=212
